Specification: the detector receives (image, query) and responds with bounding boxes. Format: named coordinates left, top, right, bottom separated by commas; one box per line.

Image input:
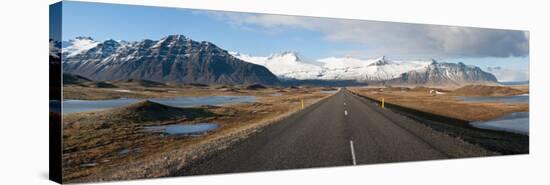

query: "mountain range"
left=231, top=51, right=497, bottom=86
left=60, top=35, right=498, bottom=86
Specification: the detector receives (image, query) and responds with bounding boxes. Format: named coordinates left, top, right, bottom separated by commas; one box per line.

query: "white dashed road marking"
left=350, top=140, right=357, bottom=165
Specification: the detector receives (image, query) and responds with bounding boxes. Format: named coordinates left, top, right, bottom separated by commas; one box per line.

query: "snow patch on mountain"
left=228, top=52, right=268, bottom=65
left=231, top=52, right=433, bottom=81
left=317, top=56, right=375, bottom=69
left=230, top=51, right=324, bottom=79
left=62, top=37, right=100, bottom=57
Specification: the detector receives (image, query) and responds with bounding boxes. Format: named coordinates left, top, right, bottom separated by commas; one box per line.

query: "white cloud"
left=202, top=11, right=529, bottom=59
left=486, top=67, right=529, bottom=82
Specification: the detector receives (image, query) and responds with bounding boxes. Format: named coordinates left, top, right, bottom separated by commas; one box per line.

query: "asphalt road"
left=185, top=89, right=490, bottom=175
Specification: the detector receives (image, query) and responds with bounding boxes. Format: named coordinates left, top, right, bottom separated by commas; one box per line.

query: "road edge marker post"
left=301, top=99, right=304, bottom=109
left=381, top=98, right=385, bottom=109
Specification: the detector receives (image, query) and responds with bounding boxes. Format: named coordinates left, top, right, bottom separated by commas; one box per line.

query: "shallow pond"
left=470, top=112, right=529, bottom=135
left=142, top=123, right=219, bottom=136
left=63, top=98, right=139, bottom=113
left=62, top=96, right=257, bottom=113
left=151, top=96, right=256, bottom=108
left=458, top=94, right=529, bottom=103
left=320, top=90, right=339, bottom=94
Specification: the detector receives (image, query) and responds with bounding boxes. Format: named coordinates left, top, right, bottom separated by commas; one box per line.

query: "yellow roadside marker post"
left=381, top=98, right=385, bottom=109
left=301, top=99, right=304, bottom=109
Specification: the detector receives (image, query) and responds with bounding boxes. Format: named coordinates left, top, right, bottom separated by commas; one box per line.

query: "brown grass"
left=63, top=83, right=312, bottom=100
left=451, top=85, right=527, bottom=97
left=350, top=86, right=528, bottom=121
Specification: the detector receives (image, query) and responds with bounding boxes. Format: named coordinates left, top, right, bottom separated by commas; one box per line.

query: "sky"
left=59, top=1, right=529, bottom=81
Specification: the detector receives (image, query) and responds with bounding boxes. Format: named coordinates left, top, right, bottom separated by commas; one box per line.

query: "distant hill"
left=64, top=100, right=216, bottom=128
left=63, top=73, right=117, bottom=88
left=245, top=84, right=267, bottom=90
left=113, top=79, right=167, bottom=88
left=451, top=85, right=525, bottom=97
left=63, top=73, right=92, bottom=85
left=499, top=81, right=529, bottom=85
left=108, top=100, right=214, bottom=123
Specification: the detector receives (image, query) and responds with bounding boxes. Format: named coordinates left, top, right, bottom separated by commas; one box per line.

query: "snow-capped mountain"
left=231, top=52, right=498, bottom=85
left=318, top=56, right=377, bottom=70
left=62, top=35, right=280, bottom=85
left=230, top=51, right=324, bottom=79
left=317, top=56, right=433, bottom=82
left=61, top=35, right=497, bottom=86
left=391, top=61, right=498, bottom=85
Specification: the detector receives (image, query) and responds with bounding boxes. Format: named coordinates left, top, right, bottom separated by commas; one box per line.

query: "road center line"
left=344, top=110, right=348, bottom=116
left=350, top=140, right=357, bottom=165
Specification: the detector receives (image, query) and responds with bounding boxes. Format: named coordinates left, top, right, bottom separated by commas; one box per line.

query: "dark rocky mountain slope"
left=63, top=35, right=280, bottom=85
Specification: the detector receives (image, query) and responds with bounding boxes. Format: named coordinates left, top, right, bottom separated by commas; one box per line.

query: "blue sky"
left=61, top=1, right=352, bottom=59
left=59, top=1, right=529, bottom=81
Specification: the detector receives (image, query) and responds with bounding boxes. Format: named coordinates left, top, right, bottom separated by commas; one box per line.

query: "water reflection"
left=470, top=112, right=529, bottom=135
left=142, top=123, right=219, bottom=136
